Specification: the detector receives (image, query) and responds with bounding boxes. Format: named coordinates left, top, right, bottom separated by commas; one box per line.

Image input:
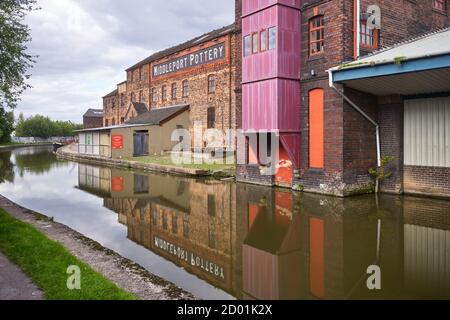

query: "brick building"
left=236, top=0, right=450, bottom=197
left=83, top=108, right=104, bottom=129
left=102, top=24, right=240, bottom=151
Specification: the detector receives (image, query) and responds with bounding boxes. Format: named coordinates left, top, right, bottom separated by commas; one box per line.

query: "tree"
left=0, top=108, right=14, bottom=142
left=0, top=0, right=38, bottom=110
left=14, top=114, right=82, bottom=138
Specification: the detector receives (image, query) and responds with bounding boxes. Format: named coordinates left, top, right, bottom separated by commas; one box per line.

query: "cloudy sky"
left=19, top=0, right=234, bottom=123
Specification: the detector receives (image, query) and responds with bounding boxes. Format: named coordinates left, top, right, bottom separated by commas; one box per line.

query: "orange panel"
left=248, top=204, right=260, bottom=230
left=111, top=177, right=124, bottom=192
left=310, top=217, right=325, bottom=299
left=309, top=89, right=324, bottom=169
left=275, top=144, right=293, bottom=186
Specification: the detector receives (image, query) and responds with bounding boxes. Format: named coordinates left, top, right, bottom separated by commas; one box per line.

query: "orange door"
left=309, top=89, right=324, bottom=169
left=275, top=144, right=293, bottom=187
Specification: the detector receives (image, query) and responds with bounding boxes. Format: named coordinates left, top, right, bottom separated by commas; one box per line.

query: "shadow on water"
left=1, top=146, right=450, bottom=300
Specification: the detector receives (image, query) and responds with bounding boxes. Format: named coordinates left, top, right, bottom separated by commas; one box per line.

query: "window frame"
left=268, top=26, right=277, bottom=50
left=207, top=107, right=216, bottom=129
left=162, top=85, right=167, bottom=101
left=433, top=0, right=447, bottom=11
left=252, top=32, right=259, bottom=54
left=208, top=75, right=216, bottom=94
left=171, top=83, right=177, bottom=100
left=260, top=29, right=267, bottom=52
left=309, top=15, right=325, bottom=56
left=244, top=35, right=252, bottom=57
left=182, top=80, right=189, bottom=97
left=360, top=20, right=379, bottom=49
left=151, top=88, right=157, bottom=103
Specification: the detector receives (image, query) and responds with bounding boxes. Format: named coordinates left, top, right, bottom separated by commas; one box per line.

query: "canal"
left=0, top=146, right=449, bottom=300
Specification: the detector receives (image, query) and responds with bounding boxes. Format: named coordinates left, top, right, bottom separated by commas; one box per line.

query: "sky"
left=18, top=0, right=235, bottom=123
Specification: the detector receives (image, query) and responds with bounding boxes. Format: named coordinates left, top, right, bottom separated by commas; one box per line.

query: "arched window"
left=309, top=88, right=324, bottom=169
left=162, top=85, right=167, bottom=101
left=309, top=15, right=324, bottom=56
left=171, top=83, right=177, bottom=100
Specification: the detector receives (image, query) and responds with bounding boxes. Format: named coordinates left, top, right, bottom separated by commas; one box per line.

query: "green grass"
left=0, top=209, right=138, bottom=300
left=128, top=155, right=236, bottom=172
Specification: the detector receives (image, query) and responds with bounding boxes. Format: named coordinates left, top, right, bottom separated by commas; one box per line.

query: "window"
left=140, top=67, right=145, bottom=81
left=129, top=71, right=133, bottom=83
left=268, top=27, right=277, bottom=50
left=152, top=88, right=157, bottom=103
left=309, top=89, right=324, bottom=169
left=182, top=80, right=189, bottom=97
left=162, top=85, right=167, bottom=101
left=120, top=94, right=125, bottom=106
left=309, top=16, right=324, bottom=56
left=244, top=35, right=252, bottom=56
left=183, top=220, right=189, bottom=239
left=252, top=32, right=259, bottom=54
left=171, top=83, right=177, bottom=100
left=433, top=0, right=447, bottom=11
left=260, top=30, right=267, bottom=52
left=130, top=92, right=135, bottom=103
left=208, top=75, right=216, bottom=93
left=360, top=21, right=379, bottom=49
left=207, top=107, right=216, bottom=129
left=139, top=90, right=143, bottom=102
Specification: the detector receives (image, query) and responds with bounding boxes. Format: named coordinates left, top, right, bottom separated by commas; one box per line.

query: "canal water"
left=1, top=146, right=450, bottom=300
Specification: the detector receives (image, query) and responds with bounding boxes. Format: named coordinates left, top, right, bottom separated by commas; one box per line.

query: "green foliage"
left=0, top=108, right=15, bottom=142
left=0, top=209, right=138, bottom=300
left=369, top=156, right=394, bottom=183
left=0, top=0, right=38, bottom=110
left=15, top=113, right=82, bottom=138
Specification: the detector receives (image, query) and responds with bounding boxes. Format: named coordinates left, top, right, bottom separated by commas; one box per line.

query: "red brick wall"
left=404, top=166, right=450, bottom=198
left=83, top=116, right=103, bottom=129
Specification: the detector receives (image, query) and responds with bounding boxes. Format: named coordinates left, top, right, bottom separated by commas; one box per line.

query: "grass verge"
left=128, top=155, right=236, bottom=172
left=0, top=209, right=137, bottom=300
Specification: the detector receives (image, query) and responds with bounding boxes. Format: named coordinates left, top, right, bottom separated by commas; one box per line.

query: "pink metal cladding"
left=242, top=0, right=301, bottom=168
left=242, top=0, right=301, bottom=17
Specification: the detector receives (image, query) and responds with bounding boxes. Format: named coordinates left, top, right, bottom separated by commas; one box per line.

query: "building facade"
left=236, top=0, right=450, bottom=197
left=83, top=109, right=104, bottom=129
left=102, top=24, right=240, bottom=152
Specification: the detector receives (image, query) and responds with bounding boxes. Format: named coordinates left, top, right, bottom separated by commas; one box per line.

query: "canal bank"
left=56, top=144, right=235, bottom=178
left=0, top=195, right=194, bottom=300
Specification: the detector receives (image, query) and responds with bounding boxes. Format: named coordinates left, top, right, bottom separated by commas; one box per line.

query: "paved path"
left=0, top=252, right=44, bottom=300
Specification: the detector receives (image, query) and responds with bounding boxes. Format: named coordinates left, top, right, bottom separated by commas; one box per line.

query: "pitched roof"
left=126, top=104, right=189, bottom=126
left=334, top=27, right=450, bottom=71
left=126, top=24, right=235, bottom=71
left=103, top=89, right=118, bottom=99
left=83, top=109, right=104, bottom=118
left=131, top=102, right=148, bottom=116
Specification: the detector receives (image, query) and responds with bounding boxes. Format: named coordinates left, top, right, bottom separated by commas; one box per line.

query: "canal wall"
left=56, top=146, right=212, bottom=177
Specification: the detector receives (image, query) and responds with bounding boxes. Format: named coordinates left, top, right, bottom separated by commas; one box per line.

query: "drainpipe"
left=328, top=70, right=382, bottom=191
left=354, top=0, right=361, bottom=60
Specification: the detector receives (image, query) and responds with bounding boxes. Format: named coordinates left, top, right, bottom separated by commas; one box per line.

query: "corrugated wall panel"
left=404, top=97, right=450, bottom=167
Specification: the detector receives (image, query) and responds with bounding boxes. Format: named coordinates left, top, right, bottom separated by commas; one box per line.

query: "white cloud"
left=17, top=0, right=234, bottom=122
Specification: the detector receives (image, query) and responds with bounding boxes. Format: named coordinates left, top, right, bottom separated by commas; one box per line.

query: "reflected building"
left=77, top=163, right=450, bottom=300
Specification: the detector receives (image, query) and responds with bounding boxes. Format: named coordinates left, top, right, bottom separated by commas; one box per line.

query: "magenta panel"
left=242, top=5, right=300, bottom=83
left=242, top=0, right=301, bottom=17
left=243, top=79, right=300, bottom=133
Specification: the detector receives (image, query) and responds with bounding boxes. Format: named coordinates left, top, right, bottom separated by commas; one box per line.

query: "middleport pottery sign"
left=153, top=42, right=226, bottom=77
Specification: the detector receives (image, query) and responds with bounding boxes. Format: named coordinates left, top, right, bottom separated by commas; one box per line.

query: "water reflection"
left=0, top=147, right=449, bottom=300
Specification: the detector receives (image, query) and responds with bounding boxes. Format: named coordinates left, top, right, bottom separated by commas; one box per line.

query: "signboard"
left=153, top=42, right=226, bottom=78
left=111, top=135, right=123, bottom=150
left=154, top=236, right=225, bottom=281
left=111, top=177, right=124, bottom=192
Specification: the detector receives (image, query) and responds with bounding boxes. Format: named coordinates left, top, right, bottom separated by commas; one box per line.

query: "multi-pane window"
left=162, top=85, right=167, bottom=101
left=268, top=27, right=277, bottom=50
left=207, top=107, right=216, bottom=129
left=171, top=83, right=177, bottom=100
left=260, top=30, right=267, bottom=52
left=139, top=90, right=143, bottom=103
left=252, top=33, right=259, bottom=54
left=244, top=35, right=252, bottom=56
left=182, top=80, right=189, bottom=97
left=140, top=67, right=145, bottom=81
left=309, top=16, right=325, bottom=56
left=360, top=21, right=379, bottom=49
left=208, top=75, right=216, bottom=93
left=152, top=88, right=157, bottom=103
left=433, top=0, right=447, bottom=11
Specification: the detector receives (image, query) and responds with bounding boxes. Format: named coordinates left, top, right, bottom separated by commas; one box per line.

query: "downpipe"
left=328, top=70, right=382, bottom=193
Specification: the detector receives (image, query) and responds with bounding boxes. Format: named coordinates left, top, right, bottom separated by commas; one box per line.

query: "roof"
left=131, top=102, right=148, bottom=116
left=103, top=89, right=118, bottom=99
left=332, top=27, right=450, bottom=71
left=83, top=109, right=104, bottom=118
left=126, top=104, right=190, bottom=126
left=330, top=28, right=450, bottom=96
left=126, top=24, right=235, bottom=71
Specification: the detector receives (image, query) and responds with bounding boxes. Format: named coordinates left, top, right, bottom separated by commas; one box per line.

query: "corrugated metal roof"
left=335, top=27, right=450, bottom=70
